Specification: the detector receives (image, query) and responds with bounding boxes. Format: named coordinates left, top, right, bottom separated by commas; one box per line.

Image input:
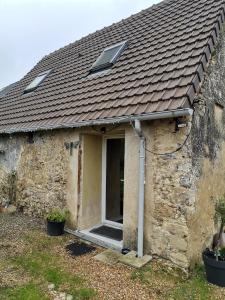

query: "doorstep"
left=94, top=249, right=123, bottom=265
left=94, top=249, right=152, bottom=268
left=65, top=226, right=123, bottom=251
left=65, top=227, right=152, bottom=268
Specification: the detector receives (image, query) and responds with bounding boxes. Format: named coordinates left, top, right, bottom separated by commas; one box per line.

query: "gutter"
left=2, top=108, right=193, bottom=134
left=131, top=108, right=193, bottom=258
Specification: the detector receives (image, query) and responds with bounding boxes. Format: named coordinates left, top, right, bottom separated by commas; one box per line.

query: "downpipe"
left=134, top=119, right=146, bottom=258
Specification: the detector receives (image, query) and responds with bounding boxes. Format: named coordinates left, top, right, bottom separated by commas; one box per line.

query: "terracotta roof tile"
left=1, top=0, right=225, bottom=133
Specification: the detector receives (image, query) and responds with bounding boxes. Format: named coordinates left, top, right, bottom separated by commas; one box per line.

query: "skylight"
left=90, top=41, right=127, bottom=73
left=24, top=70, right=51, bottom=94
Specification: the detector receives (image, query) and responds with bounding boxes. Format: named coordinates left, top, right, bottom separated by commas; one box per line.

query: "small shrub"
left=219, top=247, right=225, bottom=261
left=46, top=209, right=69, bottom=222
left=215, top=198, right=225, bottom=224
left=212, top=196, right=225, bottom=260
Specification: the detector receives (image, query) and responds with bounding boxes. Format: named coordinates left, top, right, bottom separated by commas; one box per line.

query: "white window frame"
left=91, top=41, right=127, bottom=72
left=24, top=70, right=51, bottom=94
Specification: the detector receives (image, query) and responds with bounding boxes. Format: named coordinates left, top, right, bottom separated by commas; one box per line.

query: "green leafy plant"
left=212, top=196, right=225, bottom=260
left=215, top=198, right=225, bottom=240
left=46, top=209, right=69, bottom=222
left=219, top=247, right=225, bottom=261
left=215, top=199, right=225, bottom=222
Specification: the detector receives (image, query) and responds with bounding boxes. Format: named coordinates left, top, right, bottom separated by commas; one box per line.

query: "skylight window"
left=90, top=41, right=127, bottom=74
left=24, top=70, right=51, bottom=94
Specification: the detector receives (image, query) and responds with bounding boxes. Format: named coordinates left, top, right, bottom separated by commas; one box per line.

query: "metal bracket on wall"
left=174, top=117, right=187, bottom=132
left=65, top=141, right=80, bottom=155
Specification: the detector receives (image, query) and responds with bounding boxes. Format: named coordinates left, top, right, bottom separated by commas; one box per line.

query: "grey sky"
left=0, top=0, right=161, bottom=89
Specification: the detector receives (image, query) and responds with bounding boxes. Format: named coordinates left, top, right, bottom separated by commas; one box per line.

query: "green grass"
left=131, top=263, right=221, bottom=300
left=0, top=231, right=96, bottom=299
left=0, top=283, right=49, bottom=300
left=11, top=250, right=95, bottom=299
left=131, top=262, right=183, bottom=284
left=169, top=266, right=213, bottom=300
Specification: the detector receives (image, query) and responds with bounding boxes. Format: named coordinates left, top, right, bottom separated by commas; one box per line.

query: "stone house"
left=0, top=0, right=225, bottom=269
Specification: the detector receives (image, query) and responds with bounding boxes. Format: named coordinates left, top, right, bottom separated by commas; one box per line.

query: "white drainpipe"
left=134, top=119, right=146, bottom=258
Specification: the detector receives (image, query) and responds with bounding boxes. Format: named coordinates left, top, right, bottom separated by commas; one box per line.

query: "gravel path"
left=59, top=245, right=153, bottom=300
left=0, top=213, right=44, bottom=238
left=0, top=213, right=44, bottom=259
left=0, top=213, right=44, bottom=289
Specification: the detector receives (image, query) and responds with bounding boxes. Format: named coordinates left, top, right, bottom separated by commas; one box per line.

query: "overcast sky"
left=0, top=0, right=161, bottom=89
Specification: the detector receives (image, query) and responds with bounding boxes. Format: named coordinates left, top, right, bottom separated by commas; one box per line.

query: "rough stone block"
left=94, top=249, right=123, bottom=265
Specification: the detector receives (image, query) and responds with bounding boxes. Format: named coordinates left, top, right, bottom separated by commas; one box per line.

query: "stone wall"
left=123, top=121, right=193, bottom=269
left=145, top=119, right=193, bottom=269
left=0, top=130, right=79, bottom=226
left=16, top=132, right=68, bottom=216
left=187, top=26, right=225, bottom=267
left=0, top=168, right=11, bottom=206
left=0, top=135, right=23, bottom=207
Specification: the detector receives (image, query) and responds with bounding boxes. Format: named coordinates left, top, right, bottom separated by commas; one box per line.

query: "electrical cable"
left=130, top=108, right=196, bottom=156
left=145, top=129, right=192, bottom=156
left=92, top=106, right=197, bottom=156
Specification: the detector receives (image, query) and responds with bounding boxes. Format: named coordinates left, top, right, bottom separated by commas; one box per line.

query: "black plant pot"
left=202, top=249, right=225, bottom=287
left=47, top=220, right=65, bottom=236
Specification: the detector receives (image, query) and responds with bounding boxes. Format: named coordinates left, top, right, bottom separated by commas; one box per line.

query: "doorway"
left=102, top=136, right=125, bottom=229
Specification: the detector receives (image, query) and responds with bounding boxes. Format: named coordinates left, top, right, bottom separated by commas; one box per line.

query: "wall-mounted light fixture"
left=174, top=118, right=187, bottom=132
left=100, top=127, right=106, bottom=134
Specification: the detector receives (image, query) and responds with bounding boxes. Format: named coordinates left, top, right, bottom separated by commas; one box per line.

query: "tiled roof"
left=1, top=0, right=225, bottom=133
left=0, top=82, right=17, bottom=98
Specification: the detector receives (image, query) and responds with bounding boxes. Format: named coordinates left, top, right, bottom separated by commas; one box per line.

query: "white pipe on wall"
left=134, top=120, right=146, bottom=258
left=137, top=136, right=146, bottom=258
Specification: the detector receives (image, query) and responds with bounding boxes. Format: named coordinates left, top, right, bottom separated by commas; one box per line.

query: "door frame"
left=101, top=135, right=125, bottom=229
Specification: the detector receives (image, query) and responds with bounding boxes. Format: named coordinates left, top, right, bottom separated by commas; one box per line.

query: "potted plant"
left=46, top=209, right=69, bottom=236
left=202, top=196, right=225, bottom=287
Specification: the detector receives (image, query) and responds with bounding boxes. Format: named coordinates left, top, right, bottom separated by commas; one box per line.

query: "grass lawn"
left=1, top=214, right=225, bottom=299
left=131, top=262, right=225, bottom=300
left=0, top=232, right=96, bottom=300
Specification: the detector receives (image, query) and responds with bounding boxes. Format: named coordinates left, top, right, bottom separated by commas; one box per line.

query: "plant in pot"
left=46, top=209, right=69, bottom=236
left=202, top=196, right=225, bottom=287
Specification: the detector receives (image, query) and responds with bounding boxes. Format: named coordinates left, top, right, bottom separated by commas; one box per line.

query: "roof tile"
left=1, top=0, right=225, bottom=133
